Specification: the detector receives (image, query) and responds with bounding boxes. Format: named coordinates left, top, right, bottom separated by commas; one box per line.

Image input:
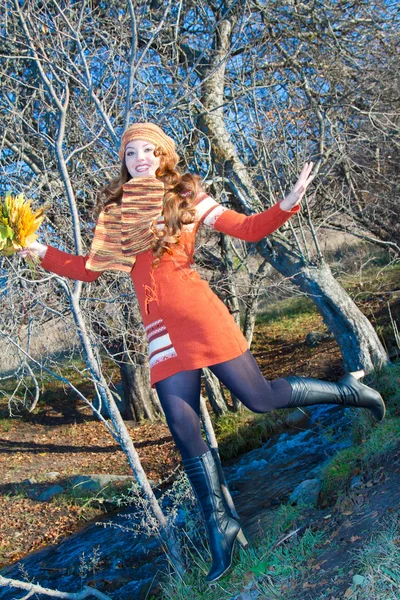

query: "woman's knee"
left=167, top=414, right=202, bottom=444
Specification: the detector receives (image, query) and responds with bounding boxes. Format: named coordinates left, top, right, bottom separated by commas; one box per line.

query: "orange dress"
left=40, top=195, right=299, bottom=387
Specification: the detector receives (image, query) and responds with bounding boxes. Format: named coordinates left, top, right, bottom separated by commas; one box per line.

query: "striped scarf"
left=86, top=177, right=165, bottom=273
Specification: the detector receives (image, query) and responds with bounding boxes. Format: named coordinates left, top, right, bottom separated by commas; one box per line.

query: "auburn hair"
left=94, top=147, right=203, bottom=267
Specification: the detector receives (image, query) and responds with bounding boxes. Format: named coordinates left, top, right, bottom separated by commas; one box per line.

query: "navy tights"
left=155, top=350, right=292, bottom=460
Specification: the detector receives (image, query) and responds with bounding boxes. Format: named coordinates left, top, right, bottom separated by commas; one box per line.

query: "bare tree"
left=1, top=1, right=397, bottom=410
left=1, top=1, right=398, bottom=591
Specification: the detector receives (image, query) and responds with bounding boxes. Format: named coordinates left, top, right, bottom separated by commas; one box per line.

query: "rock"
left=289, top=478, right=321, bottom=507
left=350, top=475, right=363, bottom=490
left=285, top=409, right=310, bottom=428
left=23, top=478, right=37, bottom=485
left=45, top=472, right=60, bottom=480
left=68, top=474, right=133, bottom=493
left=26, top=487, right=40, bottom=500
left=38, top=485, right=65, bottom=502
left=352, top=574, right=366, bottom=587
left=305, top=331, right=333, bottom=348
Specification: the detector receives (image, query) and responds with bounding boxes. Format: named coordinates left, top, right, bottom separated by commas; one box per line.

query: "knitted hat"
left=119, top=122, right=179, bottom=166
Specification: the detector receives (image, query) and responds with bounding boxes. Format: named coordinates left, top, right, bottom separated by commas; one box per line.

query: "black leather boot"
left=285, top=373, right=385, bottom=421
left=183, top=450, right=243, bottom=582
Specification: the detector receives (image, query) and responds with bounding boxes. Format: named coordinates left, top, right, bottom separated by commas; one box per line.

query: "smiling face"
left=124, top=139, right=161, bottom=178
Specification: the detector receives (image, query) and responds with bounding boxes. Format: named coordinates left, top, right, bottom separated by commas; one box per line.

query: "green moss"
left=213, top=408, right=287, bottom=461
left=320, top=446, right=363, bottom=502
left=0, top=418, right=13, bottom=432
left=374, top=363, right=400, bottom=416
left=362, top=417, right=400, bottom=470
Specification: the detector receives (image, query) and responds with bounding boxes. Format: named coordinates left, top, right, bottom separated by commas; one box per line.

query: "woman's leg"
left=156, top=369, right=241, bottom=582
left=209, top=350, right=292, bottom=412
left=209, top=350, right=385, bottom=420
left=155, top=369, right=208, bottom=460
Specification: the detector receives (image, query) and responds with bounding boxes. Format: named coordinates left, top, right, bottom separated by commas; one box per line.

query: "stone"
left=38, top=485, right=65, bottom=502
left=45, top=472, right=60, bottom=480
left=305, top=331, right=333, bottom=348
left=350, top=475, right=363, bottom=490
left=68, top=474, right=133, bottom=493
left=23, top=478, right=37, bottom=485
left=285, top=409, right=310, bottom=428
left=289, top=478, right=321, bottom=507
left=352, top=574, right=366, bottom=587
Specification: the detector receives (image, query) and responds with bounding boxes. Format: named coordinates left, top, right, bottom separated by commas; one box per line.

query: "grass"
left=349, top=516, right=400, bottom=599
left=213, top=408, right=289, bottom=461
left=0, top=354, right=120, bottom=419
left=362, top=416, right=400, bottom=470
left=158, top=504, right=325, bottom=600
left=319, top=362, right=400, bottom=504
left=256, top=295, right=317, bottom=326
left=320, top=446, right=363, bottom=503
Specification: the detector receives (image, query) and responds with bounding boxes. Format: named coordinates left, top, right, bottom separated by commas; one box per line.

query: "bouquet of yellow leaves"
left=0, top=192, right=45, bottom=258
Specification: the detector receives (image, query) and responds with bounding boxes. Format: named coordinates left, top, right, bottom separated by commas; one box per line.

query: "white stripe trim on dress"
left=149, top=333, right=174, bottom=356
left=149, top=347, right=178, bottom=368
left=145, top=318, right=163, bottom=331
left=147, top=325, right=166, bottom=340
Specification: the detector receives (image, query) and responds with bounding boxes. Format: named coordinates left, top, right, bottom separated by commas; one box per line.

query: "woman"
left=22, top=122, right=385, bottom=582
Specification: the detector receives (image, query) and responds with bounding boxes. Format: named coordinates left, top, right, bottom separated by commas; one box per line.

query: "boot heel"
left=236, top=528, right=249, bottom=548
left=349, top=369, right=365, bottom=380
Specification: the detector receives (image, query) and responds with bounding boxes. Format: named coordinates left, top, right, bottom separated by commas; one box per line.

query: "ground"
left=295, top=457, right=400, bottom=599
left=0, top=263, right=399, bottom=592
left=0, top=304, right=342, bottom=568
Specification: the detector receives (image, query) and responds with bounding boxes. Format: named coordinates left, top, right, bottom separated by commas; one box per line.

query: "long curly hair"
left=94, top=148, right=203, bottom=267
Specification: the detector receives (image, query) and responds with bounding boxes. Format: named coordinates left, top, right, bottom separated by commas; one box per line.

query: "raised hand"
left=279, top=162, right=315, bottom=211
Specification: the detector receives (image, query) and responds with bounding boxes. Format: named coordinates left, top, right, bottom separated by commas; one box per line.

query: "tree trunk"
left=260, top=255, right=389, bottom=374
left=196, top=9, right=389, bottom=374
left=203, top=368, right=228, bottom=415
left=119, top=352, right=162, bottom=421
left=243, top=307, right=257, bottom=348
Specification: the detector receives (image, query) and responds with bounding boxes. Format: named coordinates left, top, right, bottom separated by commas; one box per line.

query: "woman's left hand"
left=280, top=162, right=315, bottom=211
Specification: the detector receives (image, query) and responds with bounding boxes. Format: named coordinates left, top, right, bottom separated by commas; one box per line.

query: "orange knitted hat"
left=119, top=122, right=179, bottom=166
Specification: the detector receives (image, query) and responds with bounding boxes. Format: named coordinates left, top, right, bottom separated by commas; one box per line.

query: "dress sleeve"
left=195, top=194, right=300, bottom=242
left=40, top=245, right=103, bottom=282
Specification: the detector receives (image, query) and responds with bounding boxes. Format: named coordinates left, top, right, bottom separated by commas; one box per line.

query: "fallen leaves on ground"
left=0, top=410, right=181, bottom=567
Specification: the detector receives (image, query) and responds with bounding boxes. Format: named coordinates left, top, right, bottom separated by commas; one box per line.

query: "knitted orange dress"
left=40, top=195, right=299, bottom=387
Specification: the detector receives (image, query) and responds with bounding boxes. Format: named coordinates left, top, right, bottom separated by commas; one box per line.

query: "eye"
left=126, top=150, right=135, bottom=156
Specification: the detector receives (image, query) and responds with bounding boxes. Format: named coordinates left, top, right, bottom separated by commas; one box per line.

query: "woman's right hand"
left=18, top=241, right=48, bottom=259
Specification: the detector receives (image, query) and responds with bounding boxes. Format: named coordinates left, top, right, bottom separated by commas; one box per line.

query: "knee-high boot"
left=285, top=373, right=385, bottom=421
left=183, top=450, right=243, bottom=582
